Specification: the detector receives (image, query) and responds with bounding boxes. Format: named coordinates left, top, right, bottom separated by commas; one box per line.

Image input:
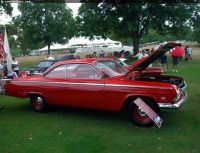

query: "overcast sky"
left=0, top=3, right=81, bottom=25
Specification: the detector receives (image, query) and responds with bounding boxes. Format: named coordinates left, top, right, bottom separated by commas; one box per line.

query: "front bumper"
left=158, top=91, right=188, bottom=108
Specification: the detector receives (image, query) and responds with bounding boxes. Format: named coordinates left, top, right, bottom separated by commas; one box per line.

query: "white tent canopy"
left=37, top=37, right=122, bottom=52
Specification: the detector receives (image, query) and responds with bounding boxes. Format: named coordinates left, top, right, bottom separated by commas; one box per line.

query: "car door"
left=42, top=64, right=67, bottom=104
left=60, top=63, right=105, bottom=109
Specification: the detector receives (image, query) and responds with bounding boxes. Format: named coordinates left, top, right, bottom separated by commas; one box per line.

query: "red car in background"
left=115, top=58, right=163, bottom=76
left=3, top=42, right=187, bottom=126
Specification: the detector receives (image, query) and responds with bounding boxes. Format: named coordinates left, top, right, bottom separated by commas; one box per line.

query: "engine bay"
left=135, top=75, right=185, bottom=88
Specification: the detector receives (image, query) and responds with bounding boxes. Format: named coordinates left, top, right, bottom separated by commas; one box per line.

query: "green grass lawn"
left=0, top=58, right=200, bottom=153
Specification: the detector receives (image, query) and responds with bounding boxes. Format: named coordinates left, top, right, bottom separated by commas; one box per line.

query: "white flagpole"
left=4, top=26, right=12, bottom=73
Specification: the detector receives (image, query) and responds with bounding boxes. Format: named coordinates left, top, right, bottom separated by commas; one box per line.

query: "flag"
left=4, top=27, right=13, bottom=72
left=0, top=32, right=5, bottom=58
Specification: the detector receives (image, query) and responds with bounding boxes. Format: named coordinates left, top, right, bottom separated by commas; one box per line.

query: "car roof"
left=38, top=60, right=59, bottom=62
left=55, top=58, right=114, bottom=65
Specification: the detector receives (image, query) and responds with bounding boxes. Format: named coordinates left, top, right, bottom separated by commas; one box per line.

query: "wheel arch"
left=27, top=92, right=45, bottom=98
left=120, top=95, right=160, bottom=113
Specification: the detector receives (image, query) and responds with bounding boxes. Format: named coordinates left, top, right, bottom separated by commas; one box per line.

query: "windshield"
left=115, top=58, right=129, bottom=66
left=94, top=60, right=128, bottom=77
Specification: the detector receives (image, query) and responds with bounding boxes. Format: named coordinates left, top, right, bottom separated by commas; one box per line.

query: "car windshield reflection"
left=94, top=60, right=128, bottom=77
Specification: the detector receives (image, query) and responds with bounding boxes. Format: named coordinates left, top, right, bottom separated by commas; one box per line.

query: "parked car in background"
left=29, top=50, right=41, bottom=56
left=21, top=60, right=59, bottom=76
left=3, top=42, right=188, bottom=126
left=20, top=55, right=74, bottom=76
left=112, top=57, right=163, bottom=76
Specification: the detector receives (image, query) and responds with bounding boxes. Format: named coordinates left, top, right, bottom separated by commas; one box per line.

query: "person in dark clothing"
left=172, top=55, right=180, bottom=72
left=159, top=54, right=168, bottom=72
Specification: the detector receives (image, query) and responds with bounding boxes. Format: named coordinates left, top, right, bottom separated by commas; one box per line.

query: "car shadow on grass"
left=48, top=104, right=130, bottom=125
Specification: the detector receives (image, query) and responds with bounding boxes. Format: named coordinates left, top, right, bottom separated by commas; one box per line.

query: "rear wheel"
left=129, top=98, right=160, bottom=126
left=30, top=94, right=48, bottom=112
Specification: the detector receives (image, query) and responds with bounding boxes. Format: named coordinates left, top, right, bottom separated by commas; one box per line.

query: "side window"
left=44, top=63, right=101, bottom=79
left=75, top=64, right=101, bottom=79
left=45, top=65, right=66, bottom=78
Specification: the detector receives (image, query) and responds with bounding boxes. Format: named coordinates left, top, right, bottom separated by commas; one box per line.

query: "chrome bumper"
left=158, top=91, right=188, bottom=108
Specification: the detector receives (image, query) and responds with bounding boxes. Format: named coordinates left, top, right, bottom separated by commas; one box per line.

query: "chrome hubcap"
left=137, top=107, right=147, bottom=117
left=36, top=97, right=43, bottom=105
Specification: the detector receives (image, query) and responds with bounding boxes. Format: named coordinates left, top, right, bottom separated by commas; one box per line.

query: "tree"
left=192, top=18, right=200, bottom=43
left=191, top=5, right=200, bottom=43
left=140, top=29, right=164, bottom=44
left=0, top=1, right=12, bottom=16
left=0, top=1, right=12, bottom=35
left=16, top=3, right=76, bottom=55
left=76, top=1, right=196, bottom=55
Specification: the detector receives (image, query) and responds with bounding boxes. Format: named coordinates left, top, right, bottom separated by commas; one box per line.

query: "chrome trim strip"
left=11, top=80, right=173, bottom=89
left=106, top=84, right=173, bottom=90
left=158, top=92, right=188, bottom=108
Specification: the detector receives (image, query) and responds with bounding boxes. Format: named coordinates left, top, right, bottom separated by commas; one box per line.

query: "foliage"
left=140, top=29, right=164, bottom=44
left=0, top=1, right=12, bottom=16
left=76, top=2, right=196, bottom=55
left=191, top=8, right=200, bottom=42
left=15, top=3, right=76, bottom=55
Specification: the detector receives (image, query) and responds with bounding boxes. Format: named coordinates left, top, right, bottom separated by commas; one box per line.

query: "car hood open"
left=126, top=42, right=180, bottom=75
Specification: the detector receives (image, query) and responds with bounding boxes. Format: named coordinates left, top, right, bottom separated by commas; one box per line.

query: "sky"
left=0, top=3, right=81, bottom=25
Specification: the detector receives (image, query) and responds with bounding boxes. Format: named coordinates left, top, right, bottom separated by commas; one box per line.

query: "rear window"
left=37, top=61, right=54, bottom=68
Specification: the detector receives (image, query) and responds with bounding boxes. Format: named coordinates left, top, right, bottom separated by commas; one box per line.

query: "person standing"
left=184, top=46, right=188, bottom=60
left=159, top=54, right=168, bottom=72
left=54, top=54, right=59, bottom=60
left=12, top=57, right=19, bottom=76
left=132, top=50, right=143, bottom=60
left=99, top=50, right=105, bottom=58
left=150, top=47, right=155, bottom=54
left=142, top=50, right=148, bottom=58
left=45, top=55, right=54, bottom=60
left=7, top=70, right=18, bottom=79
left=172, top=55, right=180, bottom=72
left=186, top=46, right=192, bottom=61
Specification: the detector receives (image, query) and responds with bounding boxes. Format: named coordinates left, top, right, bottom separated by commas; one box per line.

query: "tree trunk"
left=132, top=37, right=140, bottom=55
left=22, top=49, right=26, bottom=56
left=22, top=46, right=27, bottom=56
left=47, top=44, right=50, bottom=55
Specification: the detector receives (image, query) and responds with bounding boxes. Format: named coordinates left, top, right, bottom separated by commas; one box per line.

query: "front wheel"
left=30, top=94, right=48, bottom=112
left=129, top=98, right=160, bottom=126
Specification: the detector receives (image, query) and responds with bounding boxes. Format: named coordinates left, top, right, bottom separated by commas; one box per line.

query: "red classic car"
left=3, top=42, right=188, bottom=126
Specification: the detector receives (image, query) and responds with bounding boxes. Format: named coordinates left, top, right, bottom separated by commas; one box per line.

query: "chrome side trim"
left=158, top=92, right=188, bottom=108
left=11, top=80, right=173, bottom=89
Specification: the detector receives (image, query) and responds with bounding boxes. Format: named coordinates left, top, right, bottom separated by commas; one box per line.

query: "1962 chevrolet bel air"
left=3, top=42, right=188, bottom=126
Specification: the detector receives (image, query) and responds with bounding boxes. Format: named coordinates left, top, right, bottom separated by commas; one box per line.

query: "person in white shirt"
left=45, top=55, right=54, bottom=60
left=142, top=50, right=148, bottom=58
left=7, top=70, right=18, bottom=79
left=12, top=57, right=19, bottom=76
left=132, top=50, right=143, bottom=60
left=142, top=50, right=152, bottom=67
